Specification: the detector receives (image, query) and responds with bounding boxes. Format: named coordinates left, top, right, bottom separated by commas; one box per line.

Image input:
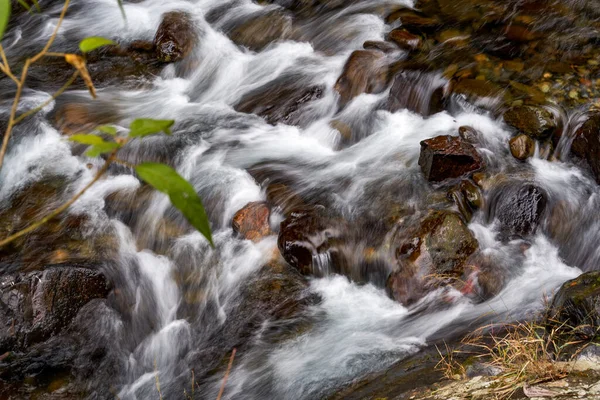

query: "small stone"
left=418, top=135, right=483, bottom=182
left=387, top=29, right=422, bottom=50
left=509, top=134, right=535, bottom=161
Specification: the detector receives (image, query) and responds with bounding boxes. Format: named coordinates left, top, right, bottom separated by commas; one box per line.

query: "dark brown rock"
left=334, top=50, right=389, bottom=107
left=228, top=10, right=292, bottom=51
left=571, top=113, right=600, bottom=184
left=385, top=9, right=441, bottom=30
left=418, top=135, right=483, bottom=182
left=363, top=40, right=398, bottom=53
left=154, top=11, right=197, bottom=62
left=452, top=79, right=505, bottom=101
left=386, top=71, right=446, bottom=115
left=232, top=202, right=271, bottom=242
left=458, top=126, right=480, bottom=143
left=503, top=106, right=557, bottom=139
left=234, top=77, right=324, bottom=126
left=277, top=208, right=345, bottom=276
left=486, top=183, right=548, bottom=238
left=387, top=29, right=422, bottom=50
left=387, top=210, right=479, bottom=305
left=546, top=271, right=600, bottom=340
left=509, top=134, right=535, bottom=160
left=0, top=266, right=110, bottom=352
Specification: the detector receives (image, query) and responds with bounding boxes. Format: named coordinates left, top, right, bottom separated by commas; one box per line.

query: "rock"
left=363, top=40, right=398, bottom=53
left=277, top=207, right=346, bottom=276
left=387, top=29, right=422, bottom=50
left=450, top=180, right=483, bottom=221
left=452, top=79, right=505, bottom=101
left=385, top=9, right=441, bottom=31
left=546, top=271, right=600, bottom=339
left=228, top=10, right=292, bottom=51
left=0, top=266, right=110, bottom=352
left=232, top=202, right=271, bottom=241
left=418, top=135, right=483, bottom=182
left=234, top=76, right=324, bottom=126
left=53, top=102, right=118, bottom=136
left=509, top=134, right=535, bottom=160
left=571, top=113, right=600, bottom=184
left=154, top=11, right=197, bottom=62
left=503, top=106, right=557, bottom=139
left=334, top=50, right=389, bottom=108
left=387, top=211, right=478, bottom=305
left=386, top=71, right=446, bottom=115
left=266, top=183, right=306, bottom=215
left=458, top=126, right=479, bottom=143
left=486, top=183, right=548, bottom=238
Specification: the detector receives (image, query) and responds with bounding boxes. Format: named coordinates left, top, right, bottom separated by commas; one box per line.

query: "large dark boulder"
left=418, top=135, right=483, bottom=182
left=571, top=113, right=600, bottom=184
left=546, top=271, right=600, bottom=339
left=503, top=106, right=557, bottom=139
left=486, top=183, right=548, bottom=238
left=0, top=266, right=110, bottom=352
left=154, top=11, right=197, bottom=62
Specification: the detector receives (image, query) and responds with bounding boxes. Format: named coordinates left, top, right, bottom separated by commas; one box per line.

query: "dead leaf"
left=64, top=53, right=96, bottom=98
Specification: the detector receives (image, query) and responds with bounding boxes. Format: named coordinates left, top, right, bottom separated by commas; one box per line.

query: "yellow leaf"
left=64, top=53, right=96, bottom=99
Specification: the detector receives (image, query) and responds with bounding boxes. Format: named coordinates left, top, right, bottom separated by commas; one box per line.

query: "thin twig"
left=216, top=348, right=237, bottom=400
left=13, top=70, right=79, bottom=124
left=154, top=360, right=163, bottom=400
left=0, top=45, right=19, bottom=84
left=0, top=150, right=116, bottom=248
left=30, top=0, right=71, bottom=64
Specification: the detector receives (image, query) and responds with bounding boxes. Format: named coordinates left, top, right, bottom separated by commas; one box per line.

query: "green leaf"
left=0, top=0, right=10, bottom=41
left=69, top=134, right=107, bottom=145
left=79, top=36, right=116, bottom=53
left=85, top=142, right=120, bottom=157
left=129, top=119, right=174, bottom=138
left=97, top=125, right=117, bottom=136
left=135, top=162, right=213, bottom=246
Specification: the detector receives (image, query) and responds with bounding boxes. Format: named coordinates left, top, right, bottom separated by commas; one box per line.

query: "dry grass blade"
left=216, top=348, right=237, bottom=400
left=64, top=54, right=96, bottom=98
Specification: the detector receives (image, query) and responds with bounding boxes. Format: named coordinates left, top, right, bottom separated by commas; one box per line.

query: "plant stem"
left=216, top=348, right=237, bottom=400
left=0, top=150, right=116, bottom=248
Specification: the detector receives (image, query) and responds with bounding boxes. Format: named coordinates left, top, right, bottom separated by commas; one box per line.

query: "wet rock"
left=387, top=29, right=422, bottom=50
left=388, top=211, right=478, bottom=305
left=53, top=102, right=118, bottom=136
left=458, top=126, right=479, bottom=143
left=385, top=9, right=441, bottom=31
left=232, top=202, right=271, bottom=241
left=386, top=71, right=446, bottom=115
left=452, top=79, right=505, bottom=101
left=487, top=183, right=548, bottom=238
left=509, top=134, right=535, bottom=160
left=228, top=10, right=292, bottom=51
left=277, top=207, right=345, bottom=276
left=450, top=180, right=483, bottom=221
left=546, top=271, right=600, bottom=339
left=503, top=106, right=557, bottom=139
left=334, top=50, right=389, bottom=108
left=266, top=183, right=306, bottom=215
left=571, top=113, right=600, bottom=184
left=234, top=76, right=324, bottom=126
left=418, top=135, right=483, bottom=183
left=0, top=266, right=110, bottom=352
left=154, top=11, right=197, bottom=62
left=363, top=40, right=398, bottom=53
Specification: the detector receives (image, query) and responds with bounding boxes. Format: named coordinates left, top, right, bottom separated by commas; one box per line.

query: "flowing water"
left=1, top=0, right=599, bottom=398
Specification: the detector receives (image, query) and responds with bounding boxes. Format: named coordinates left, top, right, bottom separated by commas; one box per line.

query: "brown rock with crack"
left=418, top=135, right=483, bottom=182
left=509, top=134, right=535, bottom=160
left=232, top=202, right=271, bottom=242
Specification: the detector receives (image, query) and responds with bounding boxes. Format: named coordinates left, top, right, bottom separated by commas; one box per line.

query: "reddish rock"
left=387, top=29, right=422, bottom=50
left=418, top=135, right=483, bottom=182
left=334, top=50, right=389, bottom=107
left=232, top=202, right=271, bottom=241
left=154, top=11, right=197, bottom=62
left=509, top=134, right=535, bottom=160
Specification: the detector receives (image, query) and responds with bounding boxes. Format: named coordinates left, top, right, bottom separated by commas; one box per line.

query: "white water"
left=0, top=0, right=595, bottom=398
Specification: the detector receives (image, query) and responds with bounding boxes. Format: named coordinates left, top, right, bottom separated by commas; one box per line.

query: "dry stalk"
left=216, top=348, right=237, bottom=400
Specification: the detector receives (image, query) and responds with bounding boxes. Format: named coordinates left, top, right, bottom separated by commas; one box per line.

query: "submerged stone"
left=571, top=113, right=600, bottom=184
left=228, top=9, right=292, bottom=51
left=232, top=202, right=271, bottom=242
left=509, top=134, right=535, bottom=161
left=334, top=50, right=389, bottom=108
left=154, top=11, right=197, bottom=63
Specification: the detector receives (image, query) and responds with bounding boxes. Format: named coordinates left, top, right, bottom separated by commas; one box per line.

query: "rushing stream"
left=1, top=0, right=600, bottom=398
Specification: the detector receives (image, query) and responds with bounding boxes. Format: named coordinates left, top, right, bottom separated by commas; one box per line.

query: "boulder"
left=571, top=113, right=600, bottom=184
left=387, top=211, right=479, bottom=305
left=418, top=135, right=483, bottom=182
left=546, top=271, right=600, bottom=339
left=334, top=50, right=389, bottom=108
left=509, top=134, right=535, bottom=160
left=234, top=76, right=324, bottom=126
left=0, top=266, right=110, bottom=352
left=386, top=71, right=446, bottom=115
left=503, top=106, right=557, bottom=139
left=154, top=11, right=197, bottom=62
left=277, top=207, right=346, bottom=276
left=232, top=202, right=271, bottom=241
left=486, top=183, right=548, bottom=238
left=228, top=10, right=292, bottom=51
left=387, top=29, right=422, bottom=50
